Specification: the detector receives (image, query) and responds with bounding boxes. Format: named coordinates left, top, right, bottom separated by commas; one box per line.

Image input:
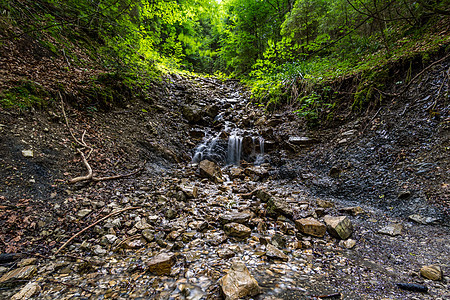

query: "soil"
left=0, top=54, right=449, bottom=299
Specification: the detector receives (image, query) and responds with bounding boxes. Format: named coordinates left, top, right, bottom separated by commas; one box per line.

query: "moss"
left=0, top=80, right=50, bottom=110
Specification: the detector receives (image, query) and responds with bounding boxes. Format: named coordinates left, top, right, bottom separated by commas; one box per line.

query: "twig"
left=69, top=149, right=93, bottom=184
left=54, top=206, right=140, bottom=255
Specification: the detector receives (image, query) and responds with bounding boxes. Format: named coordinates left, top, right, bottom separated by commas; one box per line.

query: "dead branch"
left=54, top=206, right=141, bottom=255
left=69, top=149, right=93, bottom=184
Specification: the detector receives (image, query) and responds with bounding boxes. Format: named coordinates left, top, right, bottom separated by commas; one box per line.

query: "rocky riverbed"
left=0, top=68, right=449, bottom=299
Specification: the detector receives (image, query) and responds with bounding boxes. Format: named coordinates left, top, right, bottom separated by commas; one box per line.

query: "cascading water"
left=226, top=131, right=243, bottom=166
left=192, top=132, right=227, bottom=164
left=254, top=136, right=265, bottom=165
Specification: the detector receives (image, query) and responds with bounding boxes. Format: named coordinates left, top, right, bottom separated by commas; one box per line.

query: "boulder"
left=295, top=217, right=326, bottom=238
left=199, top=160, right=223, bottom=183
left=182, top=105, right=203, bottom=123
left=219, top=261, right=261, bottom=300
left=10, top=282, right=41, bottom=300
left=267, top=197, right=294, bottom=218
left=219, top=212, right=251, bottom=225
left=252, top=188, right=272, bottom=203
left=324, top=215, right=353, bottom=240
left=420, top=265, right=442, bottom=281
left=224, top=223, right=251, bottom=240
left=146, top=253, right=176, bottom=275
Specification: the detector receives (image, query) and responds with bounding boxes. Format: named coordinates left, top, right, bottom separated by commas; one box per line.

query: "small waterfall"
left=254, top=136, right=265, bottom=165
left=192, top=132, right=227, bottom=164
left=226, top=132, right=243, bottom=166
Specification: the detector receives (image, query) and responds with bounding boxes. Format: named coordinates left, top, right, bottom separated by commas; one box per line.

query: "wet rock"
left=378, top=223, right=402, bottom=236
left=142, top=229, right=155, bottom=242
left=295, top=218, right=326, bottom=237
left=189, top=220, right=208, bottom=232
left=122, top=237, right=147, bottom=249
left=267, top=197, right=293, bottom=218
left=189, top=128, right=205, bottom=139
left=341, top=239, right=356, bottom=249
left=17, top=258, right=37, bottom=267
left=179, top=184, right=198, bottom=199
left=252, top=188, right=272, bottom=203
left=398, top=190, right=411, bottom=199
left=420, top=265, right=442, bottom=281
left=408, top=214, right=439, bottom=225
left=21, top=150, right=33, bottom=157
left=244, top=166, right=268, bottom=180
left=230, top=167, right=244, bottom=179
left=324, top=215, right=353, bottom=240
left=265, top=244, right=289, bottom=262
left=10, top=282, right=41, bottom=300
left=329, top=166, right=341, bottom=178
left=0, top=265, right=37, bottom=287
left=271, top=233, right=286, bottom=249
left=338, top=206, right=365, bottom=216
left=206, top=231, right=228, bottom=246
left=218, top=248, right=235, bottom=259
left=199, top=159, right=223, bottom=183
left=93, top=245, right=107, bottom=256
left=166, top=208, right=177, bottom=220
left=219, top=261, right=261, bottom=300
left=219, top=212, right=251, bottom=225
left=224, top=223, right=251, bottom=240
left=146, top=252, right=176, bottom=275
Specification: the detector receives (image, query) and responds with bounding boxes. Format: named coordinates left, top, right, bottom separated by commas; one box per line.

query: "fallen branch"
left=54, top=206, right=140, bottom=255
left=69, top=149, right=93, bottom=184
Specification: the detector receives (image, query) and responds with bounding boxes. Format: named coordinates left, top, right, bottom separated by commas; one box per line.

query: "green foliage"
left=0, top=80, right=50, bottom=111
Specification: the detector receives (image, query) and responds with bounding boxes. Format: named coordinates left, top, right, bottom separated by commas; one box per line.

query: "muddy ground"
left=0, top=57, right=449, bottom=299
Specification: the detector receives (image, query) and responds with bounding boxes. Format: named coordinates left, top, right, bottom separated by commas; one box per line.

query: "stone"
left=21, top=150, right=33, bottom=157
left=341, top=239, right=356, bottom=249
left=218, top=248, right=235, bottom=259
left=244, top=166, right=268, bottom=180
left=77, top=209, right=92, bottom=218
left=166, top=208, right=177, bottom=220
left=93, top=245, right=107, bottom=256
left=122, top=237, right=147, bottom=249
left=182, top=105, right=203, bottom=123
left=206, top=231, right=228, bottom=246
left=134, top=219, right=152, bottom=230
left=288, top=136, right=315, bottom=146
left=295, top=217, right=326, bottom=238
left=223, top=223, right=251, bottom=240
left=317, top=199, right=334, bottom=208
left=420, top=265, right=442, bottom=281
left=271, top=233, right=286, bottom=249
left=265, top=244, right=289, bottom=262
left=324, top=215, right=353, bottom=240
left=199, top=160, right=223, bottom=183
left=267, top=197, right=294, bottom=218
left=252, top=188, right=272, bottom=203
left=101, top=234, right=118, bottom=245
left=146, top=253, right=176, bottom=275
left=408, top=214, right=439, bottom=225
left=219, top=261, right=261, bottom=300
left=179, top=184, right=198, bottom=199
left=378, top=223, right=402, bottom=236
left=338, top=206, right=365, bottom=216
left=0, top=265, right=37, bottom=287
left=142, top=229, right=155, bottom=242
left=10, top=282, right=41, bottom=300
left=219, top=212, right=251, bottom=225
left=17, top=258, right=37, bottom=267
left=230, top=167, right=244, bottom=179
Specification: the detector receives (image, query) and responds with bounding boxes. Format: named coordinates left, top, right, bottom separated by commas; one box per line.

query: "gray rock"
left=378, top=223, right=402, bottom=236
left=206, top=231, right=228, bottom=246
left=271, top=233, right=286, bottom=249
left=142, top=229, right=155, bottom=242
left=408, top=214, right=439, bottom=225
left=265, top=244, right=289, bottom=262
left=219, top=261, right=261, bottom=300
left=10, top=282, right=41, bottom=300
left=288, top=136, right=315, bottom=146
left=324, top=215, right=353, bottom=240
left=182, top=105, right=203, bottom=123
left=21, top=150, right=34, bottom=157
left=77, top=209, right=92, bottom=218
left=135, top=219, right=152, bottom=230
left=166, top=208, right=177, bottom=220
left=244, top=166, right=268, bottom=180
left=217, top=248, right=235, bottom=259
left=338, top=206, right=365, bottom=216
left=223, top=223, right=251, bottom=240
left=295, top=217, right=326, bottom=237
left=252, top=188, right=272, bottom=203
left=93, top=245, right=107, bottom=256
left=219, top=212, right=251, bottom=225
left=146, top=252, right=176, bottom=275
left=101, top=234, right=118, bottom=245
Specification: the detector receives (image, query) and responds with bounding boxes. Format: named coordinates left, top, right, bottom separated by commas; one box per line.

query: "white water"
left=226, top=131, right=243, bottom=166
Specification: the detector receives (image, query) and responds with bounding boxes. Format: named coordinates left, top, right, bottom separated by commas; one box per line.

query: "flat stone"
left=420, top=265, right=442, bottom=281
left=408, top=214, right=439, bottom=225
left=267, top=197, right=293, bottom=218
left=179, top=184, right=198, bottom=198
left=219, top=261, right=261, bottom=300
left=342, top=239, right=356, bottom=249
left=295, top=217, right=326, bottom=237
left=93, top=245, right=107, bottom=256
left=230, top=167, right=244, bottom=179
left=338, top=206, right=365, bottom=216
left=317, top=199, right=334, bottom=208
left=0, top=265, right=37, bottom=287
left=252, top=188, right=272, bottom=202
left=218, top=248, right=235, bottom=259
left=77, top=209, right=92, bottom=218
left=199, top=159, right=223, bottom=183
left=324, top=215, right=353, bottom=240
left=206, top=231, right=228, bottom=246
left=244, top=166, right=268, bottom=179
left=122, top=237, right=147, bottom=249
left=10, top=282, right=41, bottom=300
left=101, top=234, right=118, bottom=245
left=224, top=223, right=251, bottom=240
left=265, top=244, right=289, bottom=262
left=21, top=150, right=33, bottom=157
left=134, top=219, right=152, bottom=230
left=17, top=258, right=37, bottom=267
left=146, top=253, right=176, bottom=275
left=378, top=223, right=402, bottom=236
left=288, top=136, right=315, bottom=146
left=219, top=212, right=251, bottom=225
left=142, top=229, right=155, bottom=242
